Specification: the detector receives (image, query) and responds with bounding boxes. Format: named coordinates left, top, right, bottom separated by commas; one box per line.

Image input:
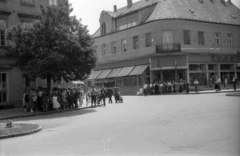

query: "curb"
left=0, top=125, right=42, bottom=140
left=0, top=104, right=104, bottom=121
left=226, top=93, right=240, bottom=96
left=189, top=90, right=240, bottom=95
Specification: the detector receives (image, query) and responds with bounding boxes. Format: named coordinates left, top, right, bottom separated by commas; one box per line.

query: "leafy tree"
left=7, top=4, right=97, bottom=94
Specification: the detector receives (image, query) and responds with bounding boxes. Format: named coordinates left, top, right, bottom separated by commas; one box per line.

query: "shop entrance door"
left=0, top=73, right=7, bottom=103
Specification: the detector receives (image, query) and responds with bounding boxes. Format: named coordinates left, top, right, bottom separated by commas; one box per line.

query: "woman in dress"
left=52, top=92, right=60, bottom=112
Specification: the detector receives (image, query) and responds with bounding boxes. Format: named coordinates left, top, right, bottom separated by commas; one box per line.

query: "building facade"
left=0, top=0, right=68, bottom=108
left=89, top=0, right=240, bottom=94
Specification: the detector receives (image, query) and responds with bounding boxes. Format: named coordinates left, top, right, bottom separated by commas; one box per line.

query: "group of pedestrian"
left=86, top=85, right=122, bottom=107
left=209, top=75, right=237, bottom=92
left=22, top=87, right=85, bottom=113
left=139, top=79, right=190, bottom=96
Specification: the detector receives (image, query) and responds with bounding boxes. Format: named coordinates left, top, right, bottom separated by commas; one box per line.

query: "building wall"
left=94, top=19, right=240, bottom=65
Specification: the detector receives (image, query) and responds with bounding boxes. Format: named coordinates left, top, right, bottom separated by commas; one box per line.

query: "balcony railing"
left=156, top=43, right=181, bottom=53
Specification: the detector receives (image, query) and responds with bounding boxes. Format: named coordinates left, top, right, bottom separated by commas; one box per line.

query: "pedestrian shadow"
left=14, top=108, right=97, bottom=121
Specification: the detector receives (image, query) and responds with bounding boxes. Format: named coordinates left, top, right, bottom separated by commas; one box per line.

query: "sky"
left=69, top=0, right=240, bottom=35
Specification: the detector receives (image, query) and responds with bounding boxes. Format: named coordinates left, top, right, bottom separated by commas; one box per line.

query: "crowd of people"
left=22, top=85, right=123, bottom=113
left=209, top=75, right=237, bottom=92
left=138, top=79, right=195, bottom=96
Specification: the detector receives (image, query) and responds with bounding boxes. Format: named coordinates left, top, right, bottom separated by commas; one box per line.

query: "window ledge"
left=20, top=2, right=35, bottom=7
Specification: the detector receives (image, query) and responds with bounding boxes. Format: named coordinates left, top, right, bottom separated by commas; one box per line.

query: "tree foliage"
left=7, top=4, right=97, bottom=93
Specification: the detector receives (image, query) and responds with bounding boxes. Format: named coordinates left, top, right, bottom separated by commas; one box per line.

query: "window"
left=116, top=12, right=138, bottom=31
left=145, top=33, right=152, bottom=47
left=220, top=64, right=231, bottom=70
left=133, top=36, right=139, bottom=50
left=21, top=0, right=34, bottom=4
left=0, top=20, right=6, bottom=46
left=0, top=73, right=7, bottom=103
left=101, top=23, right=106, bottom=36
left=111, top=42, right=116, bottom=54
left=198, top=31, right=204, bottom=45
left=183, top=30, right=190, bottom=44
left=49, top=0, right=58, bottom=6
left=102, top=44, right=106, bottom=56
left=208, top=64, right=214, bottom=70
left=227, top=34, right=232, bottom=46
left=215, top=33, right=220, bottom=45
left=121, top=39, right=127, bottom=52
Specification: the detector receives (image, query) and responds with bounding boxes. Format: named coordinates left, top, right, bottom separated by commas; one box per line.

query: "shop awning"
left=90, top=70, right=102, bottom=79
left=96, top=69, right=112, bottom=79
left=115, top=66, right=135, bottom=77
left=106, top=68, right=122, bottom=78
left=129, top=65, right=148, bottom=76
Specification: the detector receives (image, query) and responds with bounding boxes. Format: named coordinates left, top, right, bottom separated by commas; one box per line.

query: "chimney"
left=127, top=0, right=132, bottom=8
left=114, top=5, right=117, bottom=12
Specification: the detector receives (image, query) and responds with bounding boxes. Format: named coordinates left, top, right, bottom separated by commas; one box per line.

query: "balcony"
left=156, top=43, right=181, bottom=53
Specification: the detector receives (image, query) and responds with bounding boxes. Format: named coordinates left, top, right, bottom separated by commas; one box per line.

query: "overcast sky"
left=69, top=0, right=240, bottom=35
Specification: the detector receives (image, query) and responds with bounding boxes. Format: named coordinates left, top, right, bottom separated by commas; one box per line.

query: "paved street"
left=0, top=93, right=240, bottom=156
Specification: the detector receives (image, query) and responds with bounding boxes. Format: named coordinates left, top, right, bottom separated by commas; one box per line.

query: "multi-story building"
left=0, top=0, right=68, bottom=108
left=89, top=0, right=240, bottom=94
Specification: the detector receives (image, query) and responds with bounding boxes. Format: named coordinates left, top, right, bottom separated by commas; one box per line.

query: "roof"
left=104, top=0, right=240, bottom=26
left=146, top=0, right=240, bottom=25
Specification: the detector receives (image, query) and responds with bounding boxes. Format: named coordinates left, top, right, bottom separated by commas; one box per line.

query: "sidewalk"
left=1, top=89, right=239, bottom=120
left=0, top=101, right=103, bottom=121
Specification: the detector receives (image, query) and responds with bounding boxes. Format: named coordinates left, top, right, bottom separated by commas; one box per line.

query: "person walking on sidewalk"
left=98, top=86, right=107, bottom=106
left=232, top=76, right=237, bottom=91
left=113, top=85, right=121, bottom=103
left=52, top=92, right=60, bottom=112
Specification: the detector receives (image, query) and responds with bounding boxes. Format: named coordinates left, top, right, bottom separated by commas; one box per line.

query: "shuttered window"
left=198, top=31, right=204, bottom=45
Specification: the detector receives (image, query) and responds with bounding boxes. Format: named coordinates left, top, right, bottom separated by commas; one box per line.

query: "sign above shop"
left=211, top=55, right=240, bottom=62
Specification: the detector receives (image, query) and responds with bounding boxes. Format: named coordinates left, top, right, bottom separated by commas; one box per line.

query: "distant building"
left=89, top=0, right=240, bottom=94
left=0, top=0, right=68, bottom=107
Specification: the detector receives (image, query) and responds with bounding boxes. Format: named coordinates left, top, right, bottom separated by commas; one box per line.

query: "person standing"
left=73, top=89, right=78, bottom=108
left=98, top=86, right=107, bottom=106
left=42, top=89, right=50, bottom=112
left=90, top=86, right=97, bottom=107
left=52, top=92, right=60, bottom=112
left=193, top=79, right=199, bottom=94
left=224, top=76, right=228, bottom=88
left=143, top=83, right=148, bottom=97
left=232, top=76, right=237, bottom=91
left=113, top=85, right=121, bottom=103
left=79, top=87, right=84, bottom=107
left=217, top=77, right=221, bottom=91
left=107, top=86, right=113, bottom=103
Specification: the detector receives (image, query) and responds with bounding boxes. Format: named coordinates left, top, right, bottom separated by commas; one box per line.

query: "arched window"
left=101, top=23, right=106, bottom=36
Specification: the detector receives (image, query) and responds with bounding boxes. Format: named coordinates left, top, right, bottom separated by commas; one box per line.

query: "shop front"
left=150, top=55, right=188, bottom=82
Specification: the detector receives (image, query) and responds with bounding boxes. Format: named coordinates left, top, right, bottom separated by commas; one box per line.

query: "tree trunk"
left=47, top=73, right=51, bottom=96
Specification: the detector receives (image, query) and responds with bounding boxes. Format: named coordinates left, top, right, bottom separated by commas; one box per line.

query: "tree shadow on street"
left=14, top=108, right=97, bottom=122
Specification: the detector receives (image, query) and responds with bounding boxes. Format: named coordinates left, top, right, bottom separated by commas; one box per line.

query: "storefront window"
left=138, top=77, right=142, bottom=86
left=189, top=64, right=206, bottom=71
left=220, top=64, right=231, bottom=70
left=208, top=65, right=214, bottom=70
left=133, top=77, right=137, bottom=85
left=189, top=73, right=207, bottom=85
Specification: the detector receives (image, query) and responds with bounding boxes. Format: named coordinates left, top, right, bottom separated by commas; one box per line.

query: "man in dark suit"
left=107, top=86, right=113, bottom=103
left=98, top=86, right=107, bottom=106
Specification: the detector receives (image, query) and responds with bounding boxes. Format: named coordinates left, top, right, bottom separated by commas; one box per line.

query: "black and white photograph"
left=0, top=0, right=240, bottom=155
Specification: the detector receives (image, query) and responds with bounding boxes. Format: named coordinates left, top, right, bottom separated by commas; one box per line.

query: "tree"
left=7, top=4, right=97, bottom=94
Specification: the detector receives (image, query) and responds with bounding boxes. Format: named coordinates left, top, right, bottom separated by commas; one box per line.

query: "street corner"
left=0, top=122, right=42, bottom=140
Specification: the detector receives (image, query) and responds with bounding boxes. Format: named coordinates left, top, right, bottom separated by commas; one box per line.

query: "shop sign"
left=211, top=55, right=240, bottom=62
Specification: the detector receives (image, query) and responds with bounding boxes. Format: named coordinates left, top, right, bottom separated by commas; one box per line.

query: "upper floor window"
left=146, top=33, right=152, bottom=47
left=183, top=30, right=190, bottom=44
left=198, top=31, right=204, bottom=45
left=116, top=12, right=138, bottom=31
left=133, top=36, right=139, bottom=50
left=0, top=20, right=6, bottom=46
left=215, top=33, right=221, bottom=46
left=111, top=41, right=116, bottom=54
left=49, top=0, right=58, bottom=6
left=227, top=34, right=233, bottom=46
left=21, top=0, right=34, bottom=4
left=101, top=23, right=106, bottom=36
left=102, top=44, right=106, bottom=56
left=121, top=39, right=127, bottom=52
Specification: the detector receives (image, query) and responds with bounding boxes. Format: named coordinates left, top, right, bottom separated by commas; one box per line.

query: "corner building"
left=90, top=0, right=240, bottom=94
left=0, top=0, right=68, bottom=107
